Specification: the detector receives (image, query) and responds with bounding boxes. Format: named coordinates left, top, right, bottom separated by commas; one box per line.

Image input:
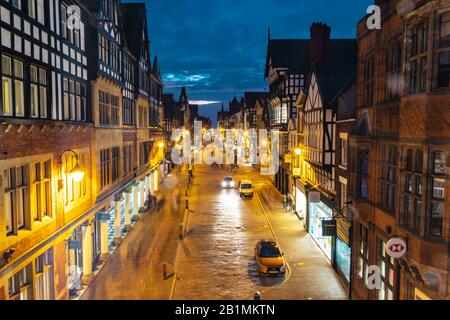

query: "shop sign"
left=337, top=218, right=351, bottom=246
left=293, top=168, right=301, bottom=177
left=386, top=237, right=407, bottom=259
left=322, top=219, right=337, bottom=237
left=68, top=240, right=81, bottom=250
left=309, top=191, right=321, bottom=203
left=97, top=212, right=110, bottom=222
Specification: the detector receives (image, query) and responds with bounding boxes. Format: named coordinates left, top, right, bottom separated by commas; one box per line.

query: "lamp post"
left=57, top=149, right=85, bottom=191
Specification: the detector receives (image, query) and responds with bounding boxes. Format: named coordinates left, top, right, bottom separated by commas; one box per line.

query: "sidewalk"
left=257, top=182, right=348, bottom=300
left=81, top=168, right=188, bottom=300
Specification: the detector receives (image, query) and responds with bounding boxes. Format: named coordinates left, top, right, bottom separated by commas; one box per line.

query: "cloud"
left=189, top=100, right=222, bottom=106
left=129, top=0, right=373, bottom=124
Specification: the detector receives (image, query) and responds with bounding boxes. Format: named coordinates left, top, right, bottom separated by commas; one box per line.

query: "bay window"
left=377, top=239, right=395, bottom=300
left=430, top=151, right=446, bottom=238
left=401, top=149, right=423, bottom=233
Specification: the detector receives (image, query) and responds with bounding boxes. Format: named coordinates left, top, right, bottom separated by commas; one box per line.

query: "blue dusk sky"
left=124, top=0, right=373, bottom=124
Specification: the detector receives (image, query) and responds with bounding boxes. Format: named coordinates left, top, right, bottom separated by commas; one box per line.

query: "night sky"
left=124, top=0, right=373, bottom=125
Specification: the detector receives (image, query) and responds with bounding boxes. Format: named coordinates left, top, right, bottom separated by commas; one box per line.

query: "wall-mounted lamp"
left=294, top=148, right=302, bottom=156
left=58, top=149, right=85, bottom=190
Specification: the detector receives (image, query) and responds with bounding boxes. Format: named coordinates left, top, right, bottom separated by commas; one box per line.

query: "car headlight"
left=230, top=182, right=235, bottom=187
left=222, top=182, right=226, bottom=187
left=280, top=265, right=286, bottom=272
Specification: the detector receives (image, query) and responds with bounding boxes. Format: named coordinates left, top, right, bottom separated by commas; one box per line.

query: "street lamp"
left=294, top=148, right=302, bottom=156
left=58, top=150, right=85, bottom=190
left=158, top=141, right=165, bottom=149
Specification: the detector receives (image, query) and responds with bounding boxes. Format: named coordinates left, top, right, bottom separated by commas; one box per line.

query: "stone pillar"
left=99, top=212, right=109, bottom=261
left=113, top=194, right=122, bottom=245
left=148, top=174, right=153, bottom=195
left=125, top=191, right=131, bottom=231
left=154, top=171, right=159, bottom=192
left=81, top=221, right=94, bottom=285
left=133, top=183, right=139, bottom=217
left=145, top=176, right=150, bottom=198
left=140, top=180, right=145, bottom=211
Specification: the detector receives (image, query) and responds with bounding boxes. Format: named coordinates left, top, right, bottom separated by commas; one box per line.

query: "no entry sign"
left=386, top=238, right=407, bottom=259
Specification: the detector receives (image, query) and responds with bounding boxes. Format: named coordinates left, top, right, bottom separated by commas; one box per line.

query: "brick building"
left=0, top=0, right=166, bottom=300
left=350, top=0, right=450, bottom=300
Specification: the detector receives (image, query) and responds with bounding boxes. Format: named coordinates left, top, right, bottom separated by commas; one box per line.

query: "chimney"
left=310, top=22, right=331, bottom=63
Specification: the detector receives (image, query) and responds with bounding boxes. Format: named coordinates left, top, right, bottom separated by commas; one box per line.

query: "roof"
left=121, top=3, right=149, bottom=59
left=312, top=62, right=356, bottom=105
left=265, top=39, right=310, bottom=77
left=152, top=56, right=161, bottom=82
left=265, top=38, right=357, bottom=78
left=163, top=94, right=177, bottom=119
left=244, top=92, right=269, bottom=110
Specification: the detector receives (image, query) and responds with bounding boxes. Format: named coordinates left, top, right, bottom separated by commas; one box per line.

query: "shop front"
left=295, top=181, right=307, bottom=222
left=335, top=218, right=352, bottom=285
left=67, top=226, right=83, bottom=296
left=308, top=198, right=334, bottom=260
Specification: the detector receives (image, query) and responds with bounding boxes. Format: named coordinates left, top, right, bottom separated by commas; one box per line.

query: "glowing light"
left=70, top=164, right=85, bottom=182
left=295, top=148, right=302, bottom=156
left=158, top=142, right=165, bottom=148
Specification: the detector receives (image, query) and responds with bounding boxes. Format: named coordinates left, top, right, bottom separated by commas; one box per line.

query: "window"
left=408, top=21, right=428, bottom=93
left=36, top=0, right=44, bottom=24
left=100, top=149, right=111, bottom=189
left=8, top=264, right=33, bottom=300
left=359, top=153, right=369, bottom=199
left=430, top=152, right=446, bottom=238
left=438, top=52, right=450, bottom=88
left=363, top=55, right=374, bottom=107
left=341, top=137, right=348, bottom=167
left=2, top=56, right=24, bottom=117
left=340, top=181, right=348, bottom=209
left=385, top=42, right=402, bottom=101
left=377, top=240, right=395, bottom=300
left=34, top=249, right=54, bottom=300
left=122, top=97, right=135, bottom=125
left=123, top=145, right=133, bottom=176
left=61, top=5, right=67, bottom=39
left=99, top=91, right=119, bottom=126
left=138, top=105, right=148, bottom=128
left=64, top=154, right=86, bottom=206
left=12, top=0, right=21, bottom=9
left=401, top=149, right=423, bottom=233
left=439, top=12, right=450, bottom=48
left=31, top=160, right=51, bottom=221
left=28, top=0, right=36, bottom=19
left=63, top=78, right=86, bottom=121
left=30, top=65, right=47, bottom=119
left=4, top=165, right=28, bottom=235
left=357, top=224, right=369, bottom=286
left=380, top=145, right=397, bottom=212
left=112, top=147, right=119, bottom=183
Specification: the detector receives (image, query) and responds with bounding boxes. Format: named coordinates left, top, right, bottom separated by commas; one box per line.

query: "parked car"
left=255, top=240, right=286, bottom=276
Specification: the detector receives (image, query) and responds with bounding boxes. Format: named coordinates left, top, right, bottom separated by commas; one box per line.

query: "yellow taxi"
left=255, top=240, right=286, bottom=276
left=239, top=180, right=254, bottom=198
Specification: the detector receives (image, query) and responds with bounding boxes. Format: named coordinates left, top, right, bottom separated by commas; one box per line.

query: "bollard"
left=179, top=223, right=184, bottom=239
left=254, top=291, right=261, bottom=300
